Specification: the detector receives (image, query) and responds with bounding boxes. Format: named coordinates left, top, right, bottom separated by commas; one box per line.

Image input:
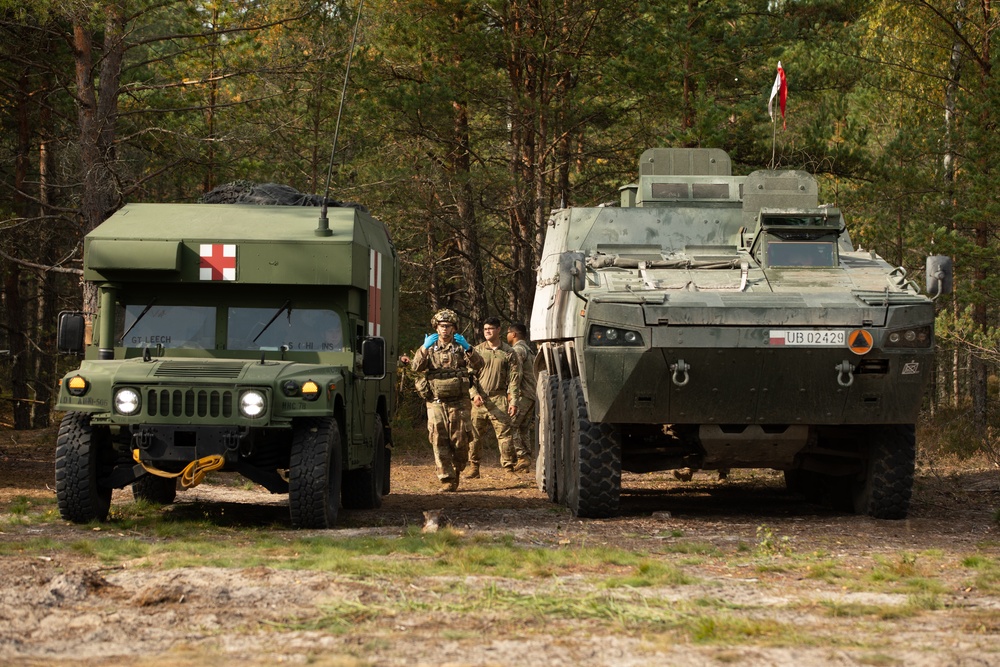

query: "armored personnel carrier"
left=55, top=200, right=398, bottom=528
left=531, top=148, right=951, bottom=520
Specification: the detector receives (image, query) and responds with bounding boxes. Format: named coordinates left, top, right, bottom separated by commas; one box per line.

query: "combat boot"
left=438, top=479, right=459, bottom=493
left=465, top=464, right=480, bottom=479
left=513, top=459, right=532, bottom=473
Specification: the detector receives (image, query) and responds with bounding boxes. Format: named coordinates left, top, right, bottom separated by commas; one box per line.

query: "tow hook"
left=836, top=361, right=855, bottom=387
left=670, top=359, right=690, bottom=387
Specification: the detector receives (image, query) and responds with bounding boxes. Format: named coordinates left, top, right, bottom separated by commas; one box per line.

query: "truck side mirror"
left=558, top=251, right=586, bottom=292
left=361, top=336, right=386, bottom=379
left=57, top=311, right=86, bottom=354
left=926, top=255, right=953, bottom=297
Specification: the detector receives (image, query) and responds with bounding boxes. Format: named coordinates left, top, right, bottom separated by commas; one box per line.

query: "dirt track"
left=1, top=428, right=999, bottom=666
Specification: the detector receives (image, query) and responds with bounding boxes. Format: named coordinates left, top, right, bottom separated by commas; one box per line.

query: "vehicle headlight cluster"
left=588, top=325, right=644, bottom=347
left=239, top=390, right=267, bottom=418
left=885, top=325, right=932, bottom=348
left=114, top=387, right=141, bottom=415
left=281, top=379, right=322, bottom=401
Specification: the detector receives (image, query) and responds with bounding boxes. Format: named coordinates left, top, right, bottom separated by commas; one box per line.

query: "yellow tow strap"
left=132, top=450, right=226, bottom=489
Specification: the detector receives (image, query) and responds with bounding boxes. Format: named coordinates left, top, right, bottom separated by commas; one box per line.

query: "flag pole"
left=771, top=116, right=777, bottom=169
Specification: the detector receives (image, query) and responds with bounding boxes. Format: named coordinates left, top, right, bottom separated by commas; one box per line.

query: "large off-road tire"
left=289, top=417, right=343, bottom=528
left=55, top=412, right=113, bottom=523
left=131, top=474, right=178, bottom=505
left=851, top=424, right=915, bottom=520
left=534, top=371, right=560, bottom=501
left=342, top=415, right=387, bottom=510
left=563, top=377, right=622, bottom=518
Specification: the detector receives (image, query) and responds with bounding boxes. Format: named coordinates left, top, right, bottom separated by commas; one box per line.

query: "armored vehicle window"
left=227, top=308, right=343, bottom=352
left=766, top=241, right=836, bottom=267
left=120, top=305, right=216, bottom=349
left=650, top=182, right=688, bottom=199
left=762, top=215, right=830, bottom=227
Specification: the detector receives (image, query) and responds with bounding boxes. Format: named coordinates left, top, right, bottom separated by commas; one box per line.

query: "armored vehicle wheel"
left=131, top=474, right=177, bottom=505
left=289, top=417, right=343, bottom=528
left=535, top=371, right=560, bottom=501
left=851, top=424, right=915, bottom=520
left=563, top=377, right=622, bottom=518
left=55, top=412, right=113, bottom=523
left=342, top=415, right=387, bottom=510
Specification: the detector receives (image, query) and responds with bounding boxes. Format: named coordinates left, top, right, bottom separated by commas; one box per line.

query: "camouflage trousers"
left=426, top=399, right=473, bottom=483
left=510, top=395, right=536, bottom=458
left=471, top=394, right=529, bottom=470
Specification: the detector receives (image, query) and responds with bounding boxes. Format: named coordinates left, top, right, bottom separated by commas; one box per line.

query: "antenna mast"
left=317, top=0, right=365, bottom=237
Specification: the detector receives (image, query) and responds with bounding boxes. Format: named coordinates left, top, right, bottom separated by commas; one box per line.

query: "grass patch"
left=602, top=560, right=693, bottom=588
left=0, top=494, right=60, bottom=526
left=961, top=553, right=1000, bottom=593
left=292, top=585, right=802, bottom=646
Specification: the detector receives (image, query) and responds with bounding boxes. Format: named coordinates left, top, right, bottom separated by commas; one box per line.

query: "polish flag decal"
left=199, top=244, right=237, bottom=281
left=368, top=249, right=383, bottom=337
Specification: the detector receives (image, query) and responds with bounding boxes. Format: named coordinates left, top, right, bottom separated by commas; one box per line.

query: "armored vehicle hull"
left=531, top=149, right=949, bottom=520
left=55, top=203, right=398, bottom=528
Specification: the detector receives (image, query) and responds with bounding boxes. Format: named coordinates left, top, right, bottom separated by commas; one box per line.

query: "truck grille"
left=145, top=387, right=235, bottom=418
left=154, top=362, right=246, bottom=378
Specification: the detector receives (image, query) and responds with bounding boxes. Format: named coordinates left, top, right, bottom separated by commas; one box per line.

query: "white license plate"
left=768, top=329, right=845, bottom=347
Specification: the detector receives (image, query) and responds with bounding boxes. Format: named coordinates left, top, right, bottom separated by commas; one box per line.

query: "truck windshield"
left=228, top=308, right=343, bottom=352
left=121, top=305, right=216, bottom=349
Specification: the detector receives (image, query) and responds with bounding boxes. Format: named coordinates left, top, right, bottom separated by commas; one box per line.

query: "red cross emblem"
left=368, top=249, right=382, bottom=336
left=199, top=244, right=237, bottom=281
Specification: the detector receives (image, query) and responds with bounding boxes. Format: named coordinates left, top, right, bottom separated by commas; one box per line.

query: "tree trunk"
left=450, top=99, right=487, bottom=328
left=73, top=5, right=125, bottom=318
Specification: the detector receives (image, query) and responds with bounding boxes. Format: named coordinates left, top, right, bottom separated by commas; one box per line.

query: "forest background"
left=0, top=0, right=997, bottom=460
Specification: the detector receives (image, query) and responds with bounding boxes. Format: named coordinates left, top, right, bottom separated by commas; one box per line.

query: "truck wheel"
left=852, top=424, right=915, bottom=520
left=535, top=371, right=560, bottom=501
left=55, top=412, right=113, bottom=523
left=564, top=377, right=621, bottom=518
left=289, top=417, right=343, bottom=528
left=342, top=415, right=386, bottom=510
left=132, top=474, right=177, bottom=505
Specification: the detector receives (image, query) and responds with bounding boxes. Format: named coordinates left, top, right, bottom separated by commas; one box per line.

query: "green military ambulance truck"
left=55, top=202, right=397, bottom=528
left=532, top=148, right=952, bottom=520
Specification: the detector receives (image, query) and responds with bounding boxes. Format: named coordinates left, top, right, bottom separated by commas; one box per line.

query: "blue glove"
left=453, top=333, right=471, bottom=351
left=422, top=333, right=439, bottom=349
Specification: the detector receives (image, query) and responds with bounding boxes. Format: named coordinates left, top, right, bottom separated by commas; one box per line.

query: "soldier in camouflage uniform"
left=468, top=317, right=522, bottom=476
left=506, top=322, right=536, bottom=468
left=410, top=309, right=485, bottom=492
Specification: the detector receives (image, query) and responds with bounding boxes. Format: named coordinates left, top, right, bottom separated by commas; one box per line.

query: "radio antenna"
left=317, top=0, right=365, bottom=237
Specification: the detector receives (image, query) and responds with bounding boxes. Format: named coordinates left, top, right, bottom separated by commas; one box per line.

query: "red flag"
left=768, top=61, right=787, bottom=129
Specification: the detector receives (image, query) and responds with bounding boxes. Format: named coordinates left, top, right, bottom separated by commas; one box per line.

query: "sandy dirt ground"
left=1, top=425, right=999, bottom=667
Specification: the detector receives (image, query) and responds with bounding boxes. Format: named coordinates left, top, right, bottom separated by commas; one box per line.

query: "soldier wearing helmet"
left=410, top=309, right=485, bottom=492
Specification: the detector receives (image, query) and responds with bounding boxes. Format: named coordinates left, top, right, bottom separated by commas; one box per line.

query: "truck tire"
left=289, top=417, right=343, bottom=528
left=535, top=371, right=560, bottom=501
left=852, top=424, right=915, bottom=520
left=563, top=377, right=622, bottom=518
left=132, top=474, right=177, bottom=505
left=342, top=415, right=386, bottom=510
left=55, top=412, right=113, bottom=523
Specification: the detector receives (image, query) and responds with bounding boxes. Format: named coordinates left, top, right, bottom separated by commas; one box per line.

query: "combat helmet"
left=431, top=308, right=458, bottom=327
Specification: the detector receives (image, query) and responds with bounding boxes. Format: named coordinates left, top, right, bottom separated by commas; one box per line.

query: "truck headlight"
left=114, top=388, right=141, bottom=415
left=886, top=325, right=932, bottom=348
left=239, top=390, right=266, bottom=418
left=588, top=325, right=644, bottom=347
